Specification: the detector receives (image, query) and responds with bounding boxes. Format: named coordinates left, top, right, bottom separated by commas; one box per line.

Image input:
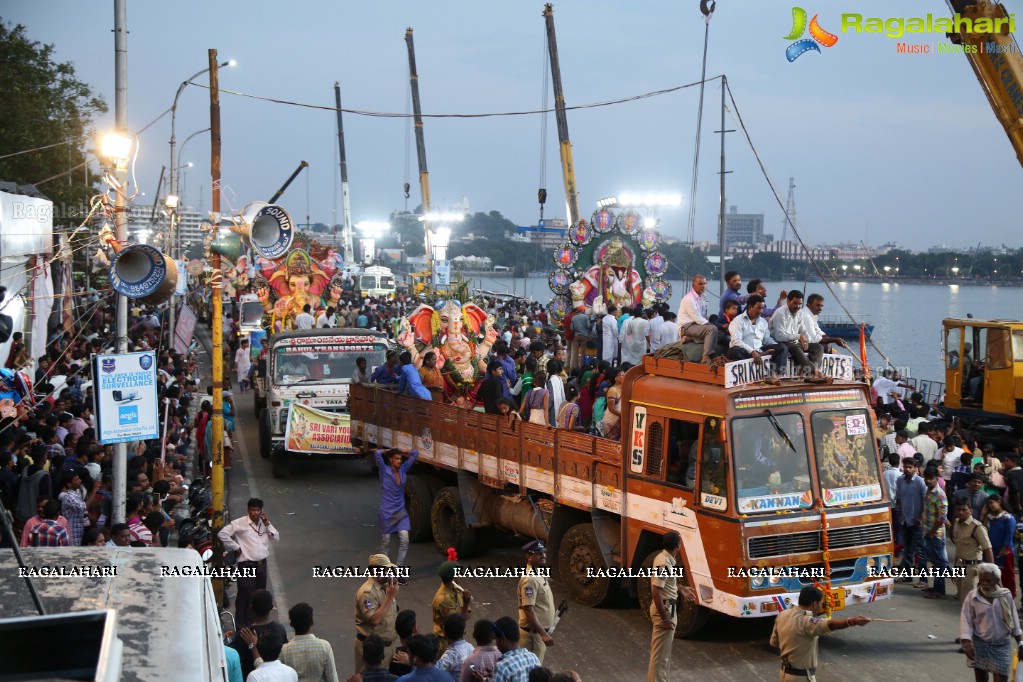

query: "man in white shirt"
left=218, top=498, right=280, bottom=627
left=646, top=305, right=664, bottom=353
left=601, top=305, right=620, bottom=366
left=294, top=305, right=315, bottom=330
left=352, top=357, right=370, bottom=385
left=769, top=290, right=823, bottom=377
left=654, top=311, right=680, bottom=351
left=619, top=307, right=649, bottom=366
left=873, top=370, right=910, bottom=406
left=798, top=294, right=850, bottom=352
left=247, top=630, right=298, bottom=682
left=727, top=295, right=789, bottom=377
left=315, top=306, right=336, bottom=328
left=677, top=275, right=719, bottom=364
left=911, top=422, right=939, bottom=462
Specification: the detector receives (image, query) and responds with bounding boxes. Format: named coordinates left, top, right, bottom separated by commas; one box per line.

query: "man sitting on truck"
left=726, top=295, right=789, bottom=380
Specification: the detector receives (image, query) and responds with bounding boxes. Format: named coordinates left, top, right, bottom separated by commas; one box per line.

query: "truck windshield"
left=811, top=409, right=884, bottom=506
left=240, top=301, right=263, bottom=327
left=273, top=344, right=387, bottom=384
left=732, top=412, right=813, bottom=514
left=380, top=276, right=394, bottom=289
left=360, top=276, right=375, bottom=290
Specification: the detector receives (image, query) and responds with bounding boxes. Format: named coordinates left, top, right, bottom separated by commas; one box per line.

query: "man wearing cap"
left=517, top=540, right=555, bottom=663
left=433, top=553, right=472, bottom=655
left=647, top=531, right=696, bottom=682
left=770, top=585, right=870, bottom=681
left=951, top=497, right=994, bottom=609
left=354, top=553, right=401, bottom=674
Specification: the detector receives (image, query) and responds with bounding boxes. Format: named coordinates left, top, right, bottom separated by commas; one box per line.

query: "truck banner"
left=284, top=403, right=355, bottom=454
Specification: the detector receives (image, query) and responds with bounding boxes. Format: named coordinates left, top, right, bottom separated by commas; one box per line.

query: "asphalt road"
left=225, top=388, right=977, bottom=682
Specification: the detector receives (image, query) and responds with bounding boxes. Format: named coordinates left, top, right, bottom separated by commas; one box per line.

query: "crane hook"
left=403, top=182, right=411, bottom=199
left=700, top=0, right=716, bottom=17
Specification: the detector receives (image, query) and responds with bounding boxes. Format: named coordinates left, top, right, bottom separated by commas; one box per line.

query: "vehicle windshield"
left=273, top=343, right=387, bottom=384
left=240, top=301, right=263, bottom=327
left=380, top=276, right=394, bottom=289
left=811, top=409, right=884, bottom=506
left=732, top=412, right=813, bottom=514
left=360, top=276, right=375, bottom=290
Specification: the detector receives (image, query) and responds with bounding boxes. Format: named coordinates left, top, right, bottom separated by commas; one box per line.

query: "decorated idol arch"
left=547, top=208, right=671, bottom=320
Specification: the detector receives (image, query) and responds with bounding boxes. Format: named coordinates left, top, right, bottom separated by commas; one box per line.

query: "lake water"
left=469, top=275, right=1023, bottom=384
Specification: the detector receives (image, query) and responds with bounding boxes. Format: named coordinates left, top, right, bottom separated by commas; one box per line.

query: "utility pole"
left=208, top=49, right=226, bottom=604
left=334, top=83, right=355, bottom=267
left=112, top=0, right=128, bottom=524
left=716, top=76, right=733, bottom=297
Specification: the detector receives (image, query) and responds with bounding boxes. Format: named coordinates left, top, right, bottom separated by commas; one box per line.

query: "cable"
left=723, top=80, right=897, bottom=371
left=0, top=140, right=72, bottom=161
left=685, top=9, right=717, bottom=278
left=190, top=79, right=712, bottom=119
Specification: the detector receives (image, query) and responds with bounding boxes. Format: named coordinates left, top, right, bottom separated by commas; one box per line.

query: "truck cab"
left=259, top=328, right=390, bottom=477
left=355, top=266, right=396, bottom=300
left=943, top=318, right=1023, bottom=417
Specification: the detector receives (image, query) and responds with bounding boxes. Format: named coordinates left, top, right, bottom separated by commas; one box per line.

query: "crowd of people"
left=1, top=290, right=204, bottom=551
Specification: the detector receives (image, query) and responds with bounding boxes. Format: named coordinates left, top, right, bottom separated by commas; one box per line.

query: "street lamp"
left=952, top=266, right=960, bottom=277
left=169, top=60, right=233, bottom=206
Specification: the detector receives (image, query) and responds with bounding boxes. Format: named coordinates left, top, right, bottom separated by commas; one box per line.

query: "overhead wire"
left=0, top=140, right=73, bottom=161
left=722, top=80, right=897, bottom=371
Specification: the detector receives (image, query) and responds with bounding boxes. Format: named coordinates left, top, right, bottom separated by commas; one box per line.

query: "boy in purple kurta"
left=375, top=448, right=419, bottom=575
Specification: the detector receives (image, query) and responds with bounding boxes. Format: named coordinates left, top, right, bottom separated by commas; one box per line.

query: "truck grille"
left=747, top=523, right=891, bottom=559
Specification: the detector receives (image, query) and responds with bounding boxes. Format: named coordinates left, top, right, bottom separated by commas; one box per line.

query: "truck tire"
left=254, top=391, right=266, bottom=415
left=404, top=474, right=434, bottom=543
left=259, top=409, right=272, bottom=460
left=557, top=523, right=619, bottom=607
left=636, top=549, right=709, bottom=639
left=431, top=486, right=481, bottom=557
left=271, top=447, right=290, bottom=478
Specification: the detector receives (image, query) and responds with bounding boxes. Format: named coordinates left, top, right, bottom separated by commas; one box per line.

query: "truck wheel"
left=557, top=523, right=619, bottom=607
left=259, top=409, right=272, bottom=460
left=431, top=486, right=480, bottom=557
left=405, top=474, right=434, bottom=543
left=636, top=550, right=709, bottom=639
left=254, top=392, right=266, bottom=415
left=271, top=447, right=290, bottom=478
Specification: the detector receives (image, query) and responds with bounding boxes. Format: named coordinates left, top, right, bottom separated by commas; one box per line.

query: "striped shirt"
left=279, top=634, right=339, bottom=682
left=922, top=485, right=948, bottom=539
left=493, top=648, right=540, bottom=682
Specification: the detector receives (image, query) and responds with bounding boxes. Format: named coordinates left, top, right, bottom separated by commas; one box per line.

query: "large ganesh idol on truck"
left=394, top=299, right=499, bottom=403
left=547, top=206, right=672, bottom=321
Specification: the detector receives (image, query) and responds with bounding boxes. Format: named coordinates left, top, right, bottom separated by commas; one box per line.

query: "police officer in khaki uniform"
left=518, top=540, right=555, bottom=663
left=647, top=531, right=696, bottom=682
left=951, top=497, right=994, bottom=608
left=354, top=553, right=401, bottom=674
left=770, top=586, right=870, bottom=681
left=432, top=554, right=472, bottom=655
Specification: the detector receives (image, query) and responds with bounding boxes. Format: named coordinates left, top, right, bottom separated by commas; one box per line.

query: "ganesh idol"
left=395, top=299, right=499, bottom=400
left=578, top=238, right=642, bottom=312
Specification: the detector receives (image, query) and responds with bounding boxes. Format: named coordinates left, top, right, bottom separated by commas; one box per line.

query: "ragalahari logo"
left=784, top=7, right=839, bottom=62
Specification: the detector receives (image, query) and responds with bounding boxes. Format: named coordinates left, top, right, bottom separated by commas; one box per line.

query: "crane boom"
left=949, top=0, right=1023, bottom=167
left=405, top=28, right=432, bottom=217
left=543, top=4, right=581, bottom=228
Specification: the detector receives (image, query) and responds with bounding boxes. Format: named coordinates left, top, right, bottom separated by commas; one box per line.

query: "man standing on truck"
left=770, top=586, right=871, bottom=681
left=219, top=497, right=280, bottom=627
left=647, top=531, right=696, bottom=682
left=518, top=540, right=555, bottom=664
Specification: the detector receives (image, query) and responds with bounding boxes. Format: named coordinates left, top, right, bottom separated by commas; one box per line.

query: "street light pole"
left=112, top=0, right=129, bottom=525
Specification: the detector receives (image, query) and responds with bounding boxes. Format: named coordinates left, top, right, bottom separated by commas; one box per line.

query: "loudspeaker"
left=108, top=243, right=178, bottom=305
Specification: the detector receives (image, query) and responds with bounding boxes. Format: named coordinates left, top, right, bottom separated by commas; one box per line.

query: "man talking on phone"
left=219, top=497, right=280, bottom=627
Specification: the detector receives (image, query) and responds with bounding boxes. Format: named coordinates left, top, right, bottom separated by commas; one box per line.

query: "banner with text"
left=92, top=351, right=159, bottom=444
left=173, top=305, right=198, bottom=355
left=284, top=403, right=355, bottom=454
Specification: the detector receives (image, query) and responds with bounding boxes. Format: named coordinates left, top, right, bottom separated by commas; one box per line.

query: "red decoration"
left=447, top=547, right=458, bottom=561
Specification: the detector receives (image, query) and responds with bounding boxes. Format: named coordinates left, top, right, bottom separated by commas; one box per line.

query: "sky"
left=5, top=0, right=1023, bottom=249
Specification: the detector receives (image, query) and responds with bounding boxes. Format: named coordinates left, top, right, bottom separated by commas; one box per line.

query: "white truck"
left=256, top=328, right=390, bottom=477
left=0, top=547, right=230, bottom=681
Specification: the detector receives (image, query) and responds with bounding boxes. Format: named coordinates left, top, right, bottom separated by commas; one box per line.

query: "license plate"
left=828, top=588, right=846, bottom=612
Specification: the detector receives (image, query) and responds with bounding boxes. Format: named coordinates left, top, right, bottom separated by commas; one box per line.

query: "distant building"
left=724, top=205, right=771, bottom=249
left=513, top=217, right=569, bottom=249
left=128, top=204, right=204, bottom=253
left=759, top=240, right=830, bottom=261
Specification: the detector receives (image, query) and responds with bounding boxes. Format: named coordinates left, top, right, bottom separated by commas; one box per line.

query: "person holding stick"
left=770, top=585, right=871, bottom=681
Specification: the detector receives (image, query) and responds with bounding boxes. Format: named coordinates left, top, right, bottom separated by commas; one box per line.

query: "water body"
left=470, top=276, right=1023, bottom=383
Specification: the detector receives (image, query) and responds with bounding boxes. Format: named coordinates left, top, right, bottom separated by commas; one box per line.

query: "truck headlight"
left=878, top=555, right=891, bottom=570
left=768, top=575, right=782, bottom=586
left=751, top=576, right=766, bottom=589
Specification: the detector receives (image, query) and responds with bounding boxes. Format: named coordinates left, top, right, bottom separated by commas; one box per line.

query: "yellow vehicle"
left=943, top=318, right=1023, bottom=419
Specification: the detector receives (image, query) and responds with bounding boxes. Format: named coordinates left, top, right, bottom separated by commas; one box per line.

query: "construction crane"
left=542, top=4, right=581, bottom=228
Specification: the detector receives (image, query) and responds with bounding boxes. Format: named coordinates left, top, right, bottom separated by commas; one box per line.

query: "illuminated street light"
left=952, top=266, right=960, bottom=276
left=100, top=131, right=133, bottom=168
left=419, top=213, right=464, bottom=223
left=356, top=220, right=390, bottom=239
left=643, top=217, right=657, bottom=229
left=617, top=193, right=683, bottom=208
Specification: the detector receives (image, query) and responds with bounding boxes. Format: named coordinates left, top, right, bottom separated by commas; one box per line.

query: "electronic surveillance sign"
left=92, top=351, right=159, bottom=444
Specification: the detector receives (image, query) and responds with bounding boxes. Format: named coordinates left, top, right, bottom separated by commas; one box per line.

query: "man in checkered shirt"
left=28, top=500, right=70, bottom=547
left=279, top=603, right=339, bottom=682
left=492, top=616, right=540, bottom=682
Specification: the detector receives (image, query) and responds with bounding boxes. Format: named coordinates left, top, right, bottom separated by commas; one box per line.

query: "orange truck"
left=350, top=354, right=893, bottom=636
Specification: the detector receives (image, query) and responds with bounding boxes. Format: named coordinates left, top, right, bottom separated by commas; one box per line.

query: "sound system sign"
left=92, top=351, right=159, bottom=444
